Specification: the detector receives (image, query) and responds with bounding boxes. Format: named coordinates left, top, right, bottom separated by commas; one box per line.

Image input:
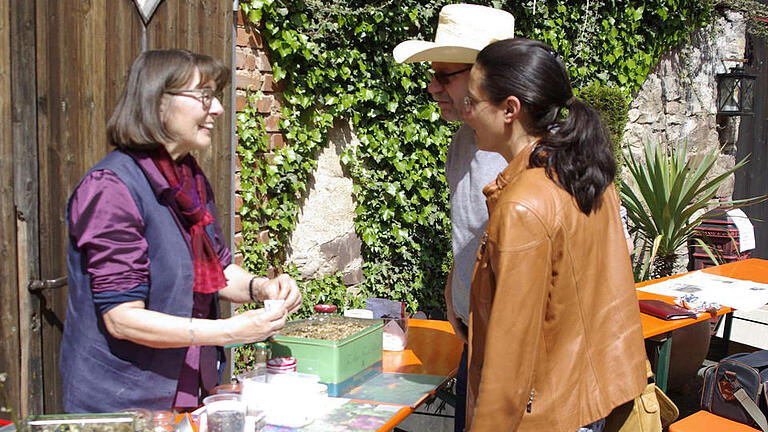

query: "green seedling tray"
left=270, top=318, right=383, bottom=385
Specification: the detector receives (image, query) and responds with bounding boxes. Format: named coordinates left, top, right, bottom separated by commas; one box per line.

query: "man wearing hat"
left=393, top=4, right=514, bottom=431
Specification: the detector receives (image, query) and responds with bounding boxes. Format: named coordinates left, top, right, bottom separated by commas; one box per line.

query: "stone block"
left=235, top=50, right=248, bottom=69
left=269, top=133, right=285, bottom=150
left=236, top=72, right=263, bottom=91
left=256, top=52, right=272, bottom=72
left=234, top=215, right=242, bottom=233
left=258, top=230, right=270, bottom=244
left=287, top=122, right=364, bottom=283
left=264, top=114, right=281, bottom=132
left=235, top=94, right=248, bottom=112
left=257, top=95, right=274, bottom=113
left=261, top=74, right=280, bottom=92
left=244, top=53, right=257, bottom=70
left=236, top=28, right=263, bottom=49
left=234, top=253, right=244, bottom=267
left=234, top=233, right=244, bottom=248
left=235, top=194, right=244, bottom=212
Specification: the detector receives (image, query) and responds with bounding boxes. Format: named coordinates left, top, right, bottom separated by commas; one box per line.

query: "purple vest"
left=60, top=150, right=223, bottom=412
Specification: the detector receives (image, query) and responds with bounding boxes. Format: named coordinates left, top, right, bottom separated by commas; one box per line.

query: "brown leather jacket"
left=467, top=145, right=647, bottom=432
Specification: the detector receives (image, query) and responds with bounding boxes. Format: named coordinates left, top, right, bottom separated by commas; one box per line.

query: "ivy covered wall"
left=232, top=0, right=754, bottom=317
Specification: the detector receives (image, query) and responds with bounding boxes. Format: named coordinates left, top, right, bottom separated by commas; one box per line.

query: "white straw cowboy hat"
left=393, top=4, right=515, bottom=64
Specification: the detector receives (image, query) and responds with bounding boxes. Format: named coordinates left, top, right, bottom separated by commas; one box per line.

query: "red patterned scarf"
left=150, top=149, right=227, bottom=294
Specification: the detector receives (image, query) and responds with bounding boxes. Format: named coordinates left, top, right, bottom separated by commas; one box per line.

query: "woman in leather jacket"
left=461, top=38, right=647, bottom=432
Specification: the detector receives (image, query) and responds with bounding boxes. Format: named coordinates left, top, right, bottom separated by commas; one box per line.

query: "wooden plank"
left=35, top=0, right=112, bottom=413
left=35, top=0, right=68, bottom=414
left=11, top=0, right=42, bottom=418
left=145, top=0, right=234, bottom=247
left=0, top=0, right=20, bottom=422
left=105, top=0, right=142, bottom=133
left=31, top=0, right=145, bottom=414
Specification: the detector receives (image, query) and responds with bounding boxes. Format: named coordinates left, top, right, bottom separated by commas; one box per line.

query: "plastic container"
left=382, top=316, right=409, bottom=351
left=240, top=380, right=323, bottom=428
left=270, top=317, right=383, bottom=396
left=24, top=413, right=138, bottom=432
left=236, top=367, right=266, bottom=385
left=203, top=394, right=245, bottom=432
left=211, top=383, right=241, bottom=395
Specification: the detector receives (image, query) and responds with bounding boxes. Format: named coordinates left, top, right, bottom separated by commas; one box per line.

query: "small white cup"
left=263, top=299, right=285, bottom=312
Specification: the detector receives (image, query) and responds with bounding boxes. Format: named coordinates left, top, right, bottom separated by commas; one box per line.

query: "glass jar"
left=312, top=304, right=338, bottom=322
left=203, top=394, right=245, bottom=432
left=254, top=342, right=270, bottom=368
left=151, top=410, right=175, bottom=432
left=119, top=408, right=153, bottom=432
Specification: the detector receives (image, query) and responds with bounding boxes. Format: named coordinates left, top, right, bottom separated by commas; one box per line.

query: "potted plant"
left=620, top=141, right=759, bottom=280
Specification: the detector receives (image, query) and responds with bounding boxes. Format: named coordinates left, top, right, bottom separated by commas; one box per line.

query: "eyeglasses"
left=463, top=95, right=488, bottom=113
left=164, top=88, right=221, bottom=110
left=428, top=66, right=471, bottom=86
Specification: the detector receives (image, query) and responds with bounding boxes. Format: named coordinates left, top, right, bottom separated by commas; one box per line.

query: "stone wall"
left=233, top=11, right=363, bottom=282
left=623, top=11, right=746, bottom=196
left=285, top=121, right=363, bottom=285
left=234, top=9, right=747, bottom=281
left=622, top=11, right=746, bottom=270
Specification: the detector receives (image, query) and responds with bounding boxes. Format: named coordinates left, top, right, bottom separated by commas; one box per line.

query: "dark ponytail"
left=475, top=38, right=615, bottom=215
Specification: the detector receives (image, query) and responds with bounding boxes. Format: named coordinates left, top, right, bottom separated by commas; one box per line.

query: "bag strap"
left=724, top=373, right=768, bottom=432
left=733, top=387, right=768, bottom=432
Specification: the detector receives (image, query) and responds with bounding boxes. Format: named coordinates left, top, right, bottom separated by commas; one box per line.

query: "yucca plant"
left=621, top=141, right=759, bottom=280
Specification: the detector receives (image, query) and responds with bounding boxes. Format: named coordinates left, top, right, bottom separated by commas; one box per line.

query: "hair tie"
left=565, top=96, right=576, bottom=107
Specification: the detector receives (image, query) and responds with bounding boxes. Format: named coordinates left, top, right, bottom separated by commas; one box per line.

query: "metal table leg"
left=722, top=311, right=734, bottom=357
left=652, top=334, right=672, bottom=393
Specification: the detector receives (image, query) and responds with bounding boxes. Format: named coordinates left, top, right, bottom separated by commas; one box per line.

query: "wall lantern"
left=716, top=58, right=756, bottom=116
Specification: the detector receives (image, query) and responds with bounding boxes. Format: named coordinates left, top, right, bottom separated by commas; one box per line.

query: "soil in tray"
left=279, top=317, right=375, bottom=341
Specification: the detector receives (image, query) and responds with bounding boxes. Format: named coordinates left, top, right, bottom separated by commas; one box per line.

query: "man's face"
left=428, top=62, right=473, bottom=122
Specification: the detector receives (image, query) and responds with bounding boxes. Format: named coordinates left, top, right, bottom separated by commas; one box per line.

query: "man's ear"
left=504, top=95, right=521, bottom=123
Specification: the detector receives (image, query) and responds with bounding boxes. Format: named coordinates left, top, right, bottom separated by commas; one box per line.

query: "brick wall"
left=233, top=10, right=284, bottom=269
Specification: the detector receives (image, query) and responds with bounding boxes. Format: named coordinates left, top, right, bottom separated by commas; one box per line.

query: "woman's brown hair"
left=106, top=49, right=230, bottom=150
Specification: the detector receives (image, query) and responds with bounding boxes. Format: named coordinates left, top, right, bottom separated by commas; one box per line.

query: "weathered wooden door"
left=734, top=32, right=768, bottom=259
left=1, top=0, right=234, bottom=417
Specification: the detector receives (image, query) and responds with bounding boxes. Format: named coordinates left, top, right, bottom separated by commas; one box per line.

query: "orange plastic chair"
left=669, top=410, right=760, bottom=432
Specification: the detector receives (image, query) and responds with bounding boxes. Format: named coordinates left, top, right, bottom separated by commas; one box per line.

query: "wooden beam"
left=0, top=0, right=21, bottom=421
left=11, top=0, right=42, bottom=417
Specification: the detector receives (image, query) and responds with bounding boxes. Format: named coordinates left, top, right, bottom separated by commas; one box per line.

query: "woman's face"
left=161, top=68, right=224, bottom=160
left=462, top=65, right=508, bottom=154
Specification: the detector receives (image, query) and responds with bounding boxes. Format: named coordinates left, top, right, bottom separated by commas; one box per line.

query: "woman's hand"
left=226, top=307, right=287, bottom=345
left=258, top=274, right=302, bottom=314
left=220, top=265, right=302, bottom=312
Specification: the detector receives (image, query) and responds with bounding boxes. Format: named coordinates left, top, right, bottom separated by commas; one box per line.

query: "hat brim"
left=393, top=40, right=479, bottom=64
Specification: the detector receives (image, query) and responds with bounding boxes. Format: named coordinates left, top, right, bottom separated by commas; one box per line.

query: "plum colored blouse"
left=68, top=154, right=232, bottom=409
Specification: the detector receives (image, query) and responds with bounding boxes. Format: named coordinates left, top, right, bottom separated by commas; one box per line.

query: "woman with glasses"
left=60, top=49, right=301, bottom=412
left=461, top=38, right=647, bottom=432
